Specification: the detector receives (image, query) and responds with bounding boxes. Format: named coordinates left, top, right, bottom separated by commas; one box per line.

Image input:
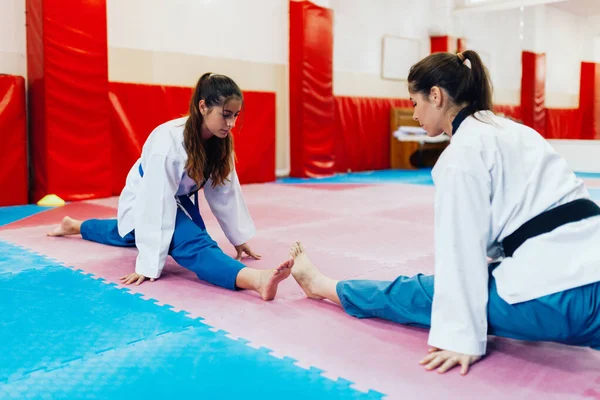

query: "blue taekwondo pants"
left=336, top=265, right=600, bottom=349
left=81, top=186, right=244, bottom=290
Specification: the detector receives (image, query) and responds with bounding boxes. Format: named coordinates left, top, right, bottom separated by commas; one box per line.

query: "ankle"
left=235, top=267, right=258, bottom=292
left=309, top=275, right=324, bottom=295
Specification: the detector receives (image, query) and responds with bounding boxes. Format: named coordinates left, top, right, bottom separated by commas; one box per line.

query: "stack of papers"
left=393, top=126, right=450, bottom=143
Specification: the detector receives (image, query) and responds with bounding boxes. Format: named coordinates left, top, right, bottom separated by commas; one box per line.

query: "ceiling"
left=454, top=0, right=600, bottom=16
left=549, top=0, right=600, bottom=17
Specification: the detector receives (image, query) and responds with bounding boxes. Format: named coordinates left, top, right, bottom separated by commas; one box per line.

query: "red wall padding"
left=234, top=91, right=276, bottom=185
left=579, top=62, right=600, bottom=140
left=334, top=96, right=411, bottom=173
left=520, top=51, right=546, bottom=136
left=544, top=109, right=582, bottom=140
left=109, top=82, right=276, bottom=195
left=333, top=96, right=523, bottom=173
left=0, top=75, right=28, bottom=206
left=109, top=83, right=193, bottom=195
left=493, top=104, right=522, bottom=122
left=26, top=0, right=112, bottom=202
left=289, top=0, right=335, bottom=178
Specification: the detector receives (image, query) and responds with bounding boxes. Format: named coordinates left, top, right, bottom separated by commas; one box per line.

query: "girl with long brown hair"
left=48, top=73, right=293, bottom=300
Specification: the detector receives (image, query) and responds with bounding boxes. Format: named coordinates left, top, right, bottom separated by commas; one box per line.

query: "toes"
left=289, top=243, right=300, bottom=258
left=275, top=263, right=285, bottom=272
left=273, top=260, right=294, bottom=277
left=291, top=241, right=303, bottom=256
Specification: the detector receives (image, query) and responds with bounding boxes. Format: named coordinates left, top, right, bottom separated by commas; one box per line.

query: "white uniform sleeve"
left=133, top=154, right=182, bottom=279
left=203, top=164, right=256, bottom=246
left=428, top=166, right=492, bottom=356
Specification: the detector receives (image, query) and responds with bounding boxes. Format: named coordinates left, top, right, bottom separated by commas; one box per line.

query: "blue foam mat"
left=575, top=172, right=600, bottom=179
left=277, top=170, right=600, bottom=196
left=278, top=169, right=434, bottom=186
left=0, top=240, right=384, bottom=399
left=0, top=205, right=52, bottom=227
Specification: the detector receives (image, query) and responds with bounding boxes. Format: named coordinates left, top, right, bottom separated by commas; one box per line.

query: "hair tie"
left=457, top=53, right=471, bottom=70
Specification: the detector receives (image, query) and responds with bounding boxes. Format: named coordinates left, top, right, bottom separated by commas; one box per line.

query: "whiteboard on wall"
left=381, top=36, right=421, bottom=81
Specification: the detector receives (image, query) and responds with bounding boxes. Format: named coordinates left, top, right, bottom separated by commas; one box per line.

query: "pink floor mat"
left=2, top=183, right=600, bottom=399
left=583, top=178, right=600, bottom=188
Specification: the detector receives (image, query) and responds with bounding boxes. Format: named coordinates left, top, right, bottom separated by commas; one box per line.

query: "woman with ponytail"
left=48, top=73, right=294, bottom=301
left=288, top=51, right=600, bottom=374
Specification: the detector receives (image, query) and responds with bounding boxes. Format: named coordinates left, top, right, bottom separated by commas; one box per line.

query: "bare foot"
left=256, top=258, right=294, bottom=301
left=47, top=216, right=81, bottom=237
left=290, top=241, right=325, bottom=300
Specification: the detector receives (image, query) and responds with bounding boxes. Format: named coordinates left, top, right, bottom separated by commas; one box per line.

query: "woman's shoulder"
left=142, top=116, right=189, bottom=158
left=155, top=116, right=188, bottom=135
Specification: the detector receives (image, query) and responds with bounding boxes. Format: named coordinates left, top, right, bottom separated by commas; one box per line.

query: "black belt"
left=502, top=198, right=600, bottom=257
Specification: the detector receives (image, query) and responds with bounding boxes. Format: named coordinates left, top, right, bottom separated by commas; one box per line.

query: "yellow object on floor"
left=37, top=194, right=65, bottom=207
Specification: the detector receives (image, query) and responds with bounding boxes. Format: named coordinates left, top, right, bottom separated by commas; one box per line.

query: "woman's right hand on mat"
left=419, top=347, right=482, bottom=375
left=120, top=272, right=155, bottom=286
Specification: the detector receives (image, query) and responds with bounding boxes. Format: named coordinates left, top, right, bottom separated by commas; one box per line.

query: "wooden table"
left=390, top=135, right=449, bottom=169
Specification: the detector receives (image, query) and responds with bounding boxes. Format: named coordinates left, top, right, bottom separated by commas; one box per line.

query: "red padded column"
left=579, top=62, right=600, bottom=140
left=520, top=51, right=546, bottom=136
left=26, top=0, right=111, bottom=202
left=0, top=75, right=28, bottom=206
left=430, top=36, right=456, bottom=54
left=289, top=0, right=335, bottom=178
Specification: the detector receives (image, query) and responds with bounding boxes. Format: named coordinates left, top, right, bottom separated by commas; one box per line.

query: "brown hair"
left=407, top=50, right=493, bottom=117
left=184, top=73, right=243, bottom=187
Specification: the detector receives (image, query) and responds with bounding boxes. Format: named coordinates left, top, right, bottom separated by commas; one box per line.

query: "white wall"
left=455, top=4, right=592, bottom=108
left=586, top=15, right=600, bottom=62
left=107, top=0, right=287, bottom=65
left=0, top=0, right=27, bottom=77
left=330, top=0, right=432, bottom=97
left=543, top=5, right=585, bottom=108
left=454, top=8, right=523, bottom=105
left=548, top=140, right=600, bottom=173
left=331, top=0, right=431, bottom=76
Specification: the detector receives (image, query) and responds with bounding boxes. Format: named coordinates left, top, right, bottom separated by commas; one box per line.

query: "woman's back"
left=432, top=111, right=600, bottom=305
